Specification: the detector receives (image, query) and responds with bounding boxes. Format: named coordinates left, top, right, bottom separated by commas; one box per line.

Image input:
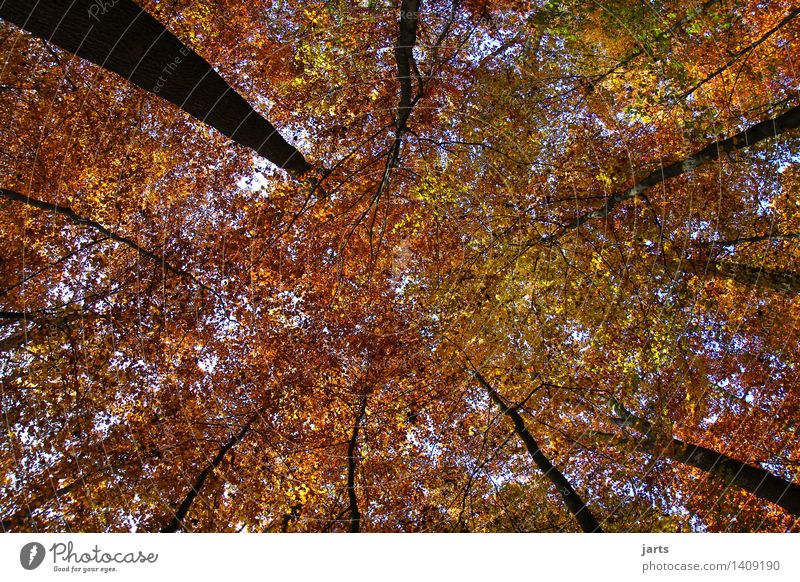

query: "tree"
left=1, top=0, right=799, bottom=533
left=471, top=368, right=604, bottom=532
left=0, top=0, right=313, bottom=178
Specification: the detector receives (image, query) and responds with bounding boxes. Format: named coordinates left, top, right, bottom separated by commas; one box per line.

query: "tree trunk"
left=549, top=104, right=800, bottom=240
left=604, top=400, right=800, bottom=516
left=394, top=0, right=421, bottom=134
left=346, top=395, right=368, bottom=533
left=473, top=371, right=604, bottom=532
left=705, top=260, right=800, bottom=294
left=0, top=0, right=312, bottom=177
left=665, top=255, right=800, bottom=294
left=668, top=439, right=800, bottom=516
left=161, top=420, right=253, bottom=532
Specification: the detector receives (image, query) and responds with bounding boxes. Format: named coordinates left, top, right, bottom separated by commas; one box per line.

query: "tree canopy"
left=1, top=0, right=799, bottom=532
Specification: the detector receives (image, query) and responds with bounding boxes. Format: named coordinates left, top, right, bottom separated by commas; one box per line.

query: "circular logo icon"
left=20, top=542, right=46, bottom=570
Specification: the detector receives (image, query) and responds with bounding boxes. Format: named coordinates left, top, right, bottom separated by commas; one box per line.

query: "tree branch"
left=543, top=104, right=800, bottom=244
left=2, top=477, right=83, bottom=532
left=695, top=232, right=800, bottom=248
left=471, top=369, right=604, bottom=532
left=0, top=188, right=225, bottom=305
left=680, top=7, right=800, bottom=99
left=704, top=259, right=800, bottom=293
left=669, top=255, right=800, bottom=294
left=587, top=0, right=722, bottom=90
left=161, top=418, right=255, bottom=532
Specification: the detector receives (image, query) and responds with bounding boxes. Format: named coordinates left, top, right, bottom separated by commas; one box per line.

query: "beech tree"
left=1, top=0, right=799, bottom=532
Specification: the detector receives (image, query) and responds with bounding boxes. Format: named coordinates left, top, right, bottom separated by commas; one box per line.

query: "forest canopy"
left=1, top=0, right=799, bottom=532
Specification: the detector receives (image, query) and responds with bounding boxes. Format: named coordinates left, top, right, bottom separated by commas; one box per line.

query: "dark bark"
left=0, top=308, right=86, bottom=352
left=607, top=399, right=800, bottom=516
left=669, top=255, right=800, bottom=294
left=0, top=188, right=217, bottom=299
left=374, top=0, right=424, bottom=197
left=545, top=104, right=800, bottom=243
left=0, top=311, right=37, bottom=323
left=670, top=440, right=800, bottom=516
left=161, top=420, right=253, bottom=532
left=394, top=0, right=422, bottom=134
left=588, top=0, right=721, bottom=90
left=473, top=371, right=604, bottom=532
left=0, top=0, right=311, bottom=177
left=1, top=478, right=82, bottom=532
left=696, top=232, right=800, bottom=248
left=279, top=504, right=303, bottom=533
left=346, top=395, right=368, bottom=533
left=705, top=260, right=800, bottom=294
left=680, top=7, right=800, bottom=99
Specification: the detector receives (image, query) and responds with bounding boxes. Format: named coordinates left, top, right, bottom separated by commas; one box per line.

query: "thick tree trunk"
left=161, top=420, right=253, bottom=532
left=394, top=0, right=421, bottom=134
left=705, top=260, right=800, bottom=294
left=473, top=371, right=604, bottom=532
left=549, top=104, right=800, bottom=241
left=0, top=0, right=312, bottom=177
left=604, top=400, right=800, bottom=516
left=346, top=395, right=368, bottom=533
left=666, top=255, right=800, bottom=294
left=667, top=439, right=800, bottom=516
